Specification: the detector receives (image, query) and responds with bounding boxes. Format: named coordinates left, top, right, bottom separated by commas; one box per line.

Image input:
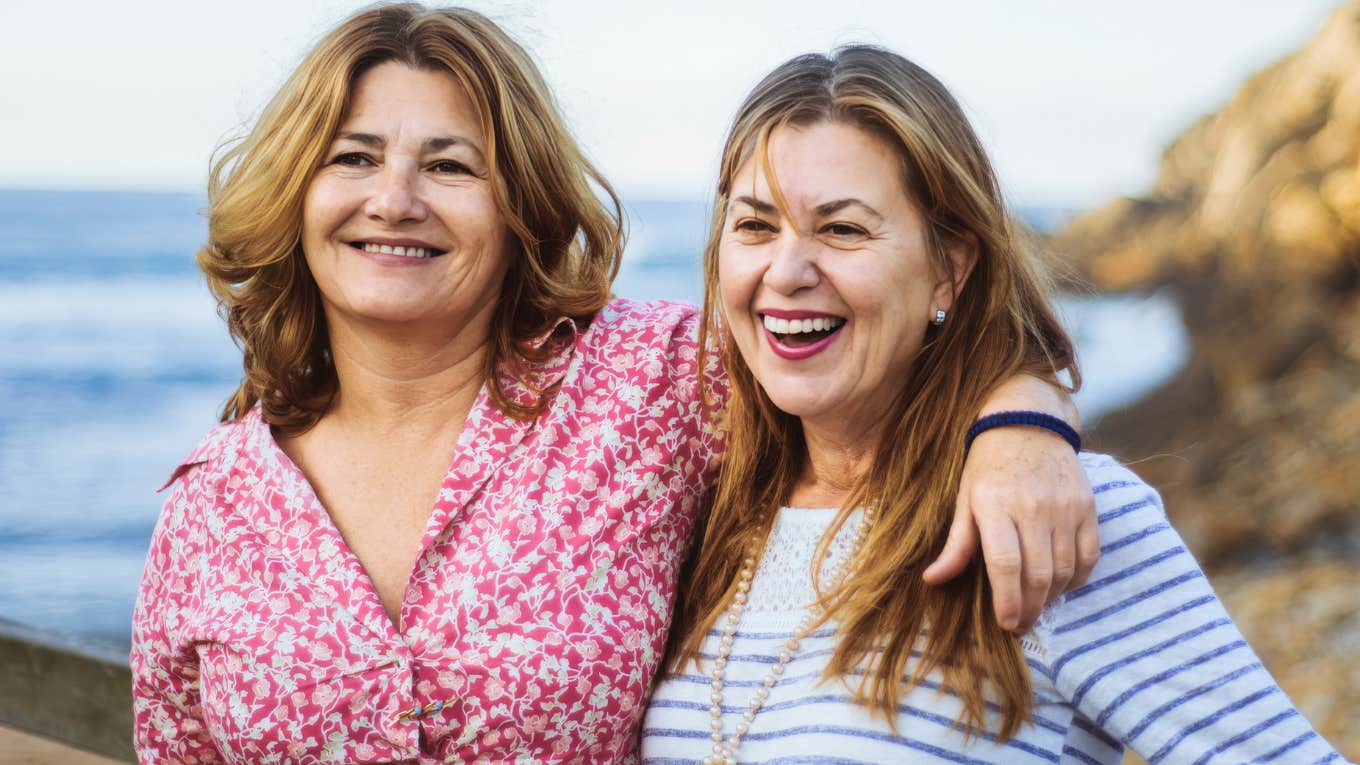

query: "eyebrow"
left=730, top=194, right=883, bottom=221
left=730, top=195, right=779, bottom=215
left=814, top=198, right=883, bottom=221
left=334, top=131, right=486, bottom=161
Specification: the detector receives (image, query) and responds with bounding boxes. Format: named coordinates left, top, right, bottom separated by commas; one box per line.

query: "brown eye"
left=429, top=160, right=473, bottom=175
left=734, top=218, right=776, bottom=234
left=330, top=152, right=373, bottom=167
left=823, top=222, right=867, bottom=238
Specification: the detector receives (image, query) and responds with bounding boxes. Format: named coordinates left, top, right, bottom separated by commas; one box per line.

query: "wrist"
left=966, top=410, right=1082, bottom=453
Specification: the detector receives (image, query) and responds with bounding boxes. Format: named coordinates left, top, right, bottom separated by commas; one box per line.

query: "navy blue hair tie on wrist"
left=965, top=410, right=1081, bottom=453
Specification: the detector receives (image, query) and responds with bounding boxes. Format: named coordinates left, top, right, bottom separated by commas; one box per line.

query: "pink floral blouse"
left=131, top=299, right=726, bottom=764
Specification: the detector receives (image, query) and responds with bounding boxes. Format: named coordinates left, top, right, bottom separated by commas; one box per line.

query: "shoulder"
left=1079, top=451, right=1166, bottom=530
left=585, top=298, right=700, bottom=350
left=1043, top=452, right=1197, bottom=615
left=158, top=408, right=261, bottom=493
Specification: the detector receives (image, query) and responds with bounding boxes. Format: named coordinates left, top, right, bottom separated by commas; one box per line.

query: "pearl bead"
left=698, top=506, right=875, bottom=762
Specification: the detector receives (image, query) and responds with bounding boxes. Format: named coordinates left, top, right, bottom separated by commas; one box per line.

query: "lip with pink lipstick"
left=759, top=308, right=847, bottom=360
left=347, top=237, right=448, bottom=266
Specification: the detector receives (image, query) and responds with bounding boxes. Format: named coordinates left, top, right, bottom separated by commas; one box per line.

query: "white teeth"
left=360, top=242, right=434, bottom=258
left=761, top=314, right=845, bottom=334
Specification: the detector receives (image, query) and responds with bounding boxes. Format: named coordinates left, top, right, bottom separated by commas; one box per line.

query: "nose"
left=762, top=233, right=821, bottom=295
left=364, top=162, right=428, bottom=224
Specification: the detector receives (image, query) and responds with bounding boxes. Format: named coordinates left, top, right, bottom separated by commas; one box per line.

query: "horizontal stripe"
left=1065, top=545, right=1184, bottom=601
left=1148, top=685, right=1280, bottom=763
left=1250, top=731, right=1316, bottom=763
left=1091, top=479, right=1141, bottom=495
left=1095, top=496, right=1156, bottom=525
left=643, top=723, right=1001, bottom=765
left=1191, top=709, right=1298, bottom=765
left=1096, top=641, right=1250, bottom=726
left=1125, top=659, right=1264, bottom=741
left=1050, top=595, right=1217, bottom=677
left=1055, top=569, right=1204, bottom=634
left=1069, top=617, right=1231, bottom=708
left=1099, top=521, right=1170, bottom=555
left=1062, top=745, right=1107, bottom=765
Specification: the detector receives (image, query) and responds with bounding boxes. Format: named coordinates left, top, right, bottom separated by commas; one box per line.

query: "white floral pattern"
left=131, top=299, right=726, bottom=764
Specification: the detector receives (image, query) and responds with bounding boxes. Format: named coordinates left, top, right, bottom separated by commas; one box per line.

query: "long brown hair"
left=674, top=46, right=1079, bottom=740
left=201, top=3, right=622, bottom=432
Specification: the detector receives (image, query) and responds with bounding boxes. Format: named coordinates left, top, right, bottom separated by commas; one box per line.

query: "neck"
left=790, top=419, right=881, bottom=508
left=322, top=310, right=494, bottom=439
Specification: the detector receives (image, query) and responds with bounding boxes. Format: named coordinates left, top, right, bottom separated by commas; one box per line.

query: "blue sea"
left=0, top=189, right=1188, bottom=651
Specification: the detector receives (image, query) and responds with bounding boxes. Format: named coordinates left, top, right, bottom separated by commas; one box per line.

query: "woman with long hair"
left=643, top=46, right=1350, bottom=764
left=132, top=6, right=1096, bottom=762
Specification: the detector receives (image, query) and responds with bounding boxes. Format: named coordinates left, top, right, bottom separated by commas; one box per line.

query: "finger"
left=1015, top=519, right=1054, bottom=633
left=1069, top=510, right=1101, bottom=590
left=924, top=497, right=979, bottom=584
left=1047, top=525, right=1076, bottom=606
left=977, top=517, right=1024, bottom=633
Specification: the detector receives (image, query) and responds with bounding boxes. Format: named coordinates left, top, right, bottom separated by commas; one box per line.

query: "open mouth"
left=761, top=313, right=846, bottom=347
left=351, top=241, right=448, bottom=259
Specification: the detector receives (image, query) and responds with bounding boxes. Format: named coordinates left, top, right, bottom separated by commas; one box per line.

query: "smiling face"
left=719, top=121, right=972, bottom=439
left=301, top=60, right=510, bottom=334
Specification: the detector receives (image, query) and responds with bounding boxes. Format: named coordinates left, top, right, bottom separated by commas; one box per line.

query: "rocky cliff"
left=1051, top=4, right=1360, bottom=756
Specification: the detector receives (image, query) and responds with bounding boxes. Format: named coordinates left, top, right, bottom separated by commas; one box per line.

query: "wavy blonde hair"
left=673, top=46, right=1079, bottom=740
left=201, top=3, right=622, bottom=431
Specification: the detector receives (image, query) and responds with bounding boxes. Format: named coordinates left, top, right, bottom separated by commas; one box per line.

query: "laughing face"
left=301, top=61, right=511, bottom=333
left=718, top=121, right=972, bottom=439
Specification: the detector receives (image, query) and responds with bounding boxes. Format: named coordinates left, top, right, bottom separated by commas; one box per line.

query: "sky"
left=0, top=0, right=1346, bottom=208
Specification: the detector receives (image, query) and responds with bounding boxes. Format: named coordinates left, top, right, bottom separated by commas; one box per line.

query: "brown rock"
left=1054, top=3, right=1360, bottom=758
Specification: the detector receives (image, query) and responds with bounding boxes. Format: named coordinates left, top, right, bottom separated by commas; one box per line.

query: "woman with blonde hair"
left=132, top=6, right=1098, bottom=762
left=642, top=46, right=1350, bottom=764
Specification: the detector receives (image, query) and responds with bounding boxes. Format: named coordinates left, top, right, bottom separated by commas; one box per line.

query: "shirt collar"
left=495, top=314, right=581, bottom=409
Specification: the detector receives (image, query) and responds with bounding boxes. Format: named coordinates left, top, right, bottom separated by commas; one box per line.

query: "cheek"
left=716, top=244, right=759, bottom=324
left=300, top=179, right=348, bottom=249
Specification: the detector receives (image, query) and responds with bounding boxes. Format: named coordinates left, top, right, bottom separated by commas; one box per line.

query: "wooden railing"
left=0, top=618, right=134, bottom=761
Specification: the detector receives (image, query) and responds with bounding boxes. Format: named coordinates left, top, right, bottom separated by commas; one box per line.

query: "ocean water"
left=0, top=189, right=1187, bottom=651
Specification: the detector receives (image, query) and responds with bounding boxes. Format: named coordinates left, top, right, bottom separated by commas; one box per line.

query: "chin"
left=758, top=387, right=824, bottom=421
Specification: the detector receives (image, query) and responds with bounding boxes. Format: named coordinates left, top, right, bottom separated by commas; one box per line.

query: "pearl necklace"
left=701, top=506, right=877, bottom=765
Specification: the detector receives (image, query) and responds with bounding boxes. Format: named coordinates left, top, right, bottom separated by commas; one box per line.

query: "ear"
left=931, top=233, right=979, bottom=314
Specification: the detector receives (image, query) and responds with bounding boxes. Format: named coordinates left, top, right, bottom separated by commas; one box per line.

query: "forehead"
left=341, top=61, right=483, bottom=137
left=733, top=122, right=906, bottom=207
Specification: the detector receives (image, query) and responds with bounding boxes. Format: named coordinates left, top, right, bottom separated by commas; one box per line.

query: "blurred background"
left=0, top=0, right=1355, bottom=761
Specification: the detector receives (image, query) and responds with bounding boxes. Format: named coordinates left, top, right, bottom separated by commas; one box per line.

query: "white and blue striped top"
left=640, top=453, right=1349, bottom=764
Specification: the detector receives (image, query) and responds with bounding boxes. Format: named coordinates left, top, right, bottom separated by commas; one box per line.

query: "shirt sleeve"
left=130, top=461, right=225, bottom=764
left=1036, top=454, right=1351, bottom=764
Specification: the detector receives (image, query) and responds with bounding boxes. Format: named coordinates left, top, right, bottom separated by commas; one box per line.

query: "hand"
left=923, top=425, right=1098, bottom=633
